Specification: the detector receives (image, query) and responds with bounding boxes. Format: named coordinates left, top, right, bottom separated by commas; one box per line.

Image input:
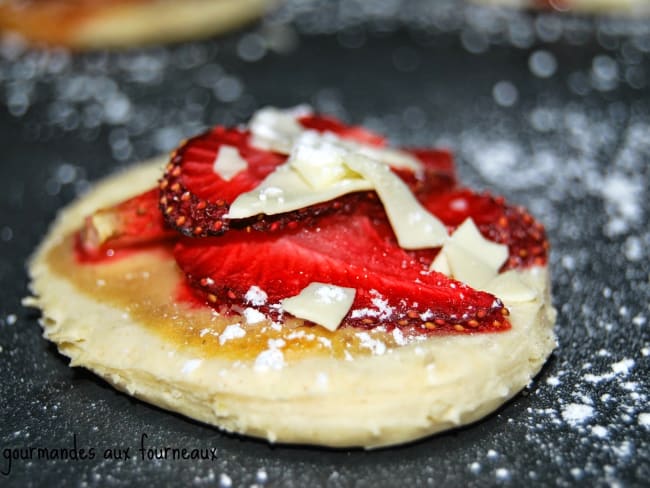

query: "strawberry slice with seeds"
left=160, top=116, right=457, bottom=239
left=79, top=188, right=176, bottom=257
left=174, top=208, right=510, bottom=334
left=421, top=189, right=549, bottom=269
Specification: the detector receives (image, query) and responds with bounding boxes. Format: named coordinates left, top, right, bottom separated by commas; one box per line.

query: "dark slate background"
left=0, top=1, right=648, bottom=486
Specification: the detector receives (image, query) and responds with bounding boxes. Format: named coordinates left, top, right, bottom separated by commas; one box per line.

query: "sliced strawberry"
left=393, top=148, right=457, bottom=196
left=78, top=188, right=176, bottom=257
left=174, top=209, right=510, bottom=334
left=297, top=114, right=386, bottom=147
left=160, top=117, right=456, bottom=239
left=420, top=189, right=549, bottom=269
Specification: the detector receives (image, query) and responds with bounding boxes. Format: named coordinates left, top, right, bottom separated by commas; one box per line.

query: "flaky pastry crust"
left=27, top=158, right=557, bottom=448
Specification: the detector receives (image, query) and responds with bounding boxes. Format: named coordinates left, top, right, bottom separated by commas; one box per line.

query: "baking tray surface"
left=0, top=1, right=648, bottom=486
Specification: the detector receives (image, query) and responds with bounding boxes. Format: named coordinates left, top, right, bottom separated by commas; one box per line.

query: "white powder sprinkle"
left=5, top=314, right=16, bottom=325
left=254, top=349, right=285, bottom=372
left=350, top=290, right=394, bottom=321
left=244, top=307, right=266, bottom=324
left=561, top=403, right=594, bottom=425
left=584, top=372, right=615, bottom=384
left=612, top=441, right=634, bottom=459
left=638, top=413, right=650, bottom=427
left=611, top=358, right=634, bottom=375
left=591, top=425, right=610, bottom=439
left=546, top=376, right=561, bottom=387
left=219, top=323, right=245, bottom=345
left=314, top=284, right=349, bottom=304
left=392, top=328, right=407, bottom=346
left=254, top=339, right=286, bottom=372
left=245, top=286, right=268, bottom=306
left=356, top=332, right=386, bottom=356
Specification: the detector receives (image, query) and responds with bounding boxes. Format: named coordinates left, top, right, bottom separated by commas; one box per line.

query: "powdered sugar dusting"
left=219, top=323, right=245, bottom=345
left=243, top=307, right=266, bottom=325
left=638, top=413, right=650, bottom=428
left=245, top=286, right=268, bottom=306
left=350, top=290, right=394, bottom=321
left=254, top=339, right=286, bottom=372
left=356, top=332, right=386, bottom=356
left=561, top=404, right=594, bottom=425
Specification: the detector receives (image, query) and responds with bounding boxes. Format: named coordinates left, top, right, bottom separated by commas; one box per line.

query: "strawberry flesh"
left=74, top=113, right=549, bottom=335
left=160, top=115, right=457, bottom=239
left=421, top=189, right=549, bottom=269
left=174, top=207, right=510, bottom=334
left=297, top=114, right=387, bottom=147
left=79, top=188, right=175, bottom=257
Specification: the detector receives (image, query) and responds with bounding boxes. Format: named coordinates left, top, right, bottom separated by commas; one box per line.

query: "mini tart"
left=27, top=156, right=557, bottom=448
left=0, top=0, right=271, bottom=49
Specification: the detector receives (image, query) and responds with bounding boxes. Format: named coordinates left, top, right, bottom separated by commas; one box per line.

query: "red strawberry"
left=420, top=189, right=549, bottom=269
left=297, top=114, right=386, bottom=147
left=159, top=117, right=456, bottom=239
left=174, top=208, right=510, bottom=334
left=76, top=116, right=457, bottom=258
left=79, top=188, right=176, bottom=257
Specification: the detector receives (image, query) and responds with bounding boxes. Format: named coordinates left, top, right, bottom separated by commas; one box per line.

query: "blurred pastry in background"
left=473, top=0, right=650, bottom=15
left=0, top=0, right=274, bottom=49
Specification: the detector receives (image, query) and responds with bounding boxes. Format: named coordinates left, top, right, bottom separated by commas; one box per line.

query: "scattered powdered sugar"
left=561, top=404, right=595, bottom=425
left=219, top=323, right=246, bottom=345
left=245, top=286, right=268, bottom=306
left=243, top=307, right=266, bottom=325
left=254, top=340, right=286, bottom=372
left=392, top=328, right=407, bottom=346
left=591, top=425, right=610, bottom=439
left=611, top=358, right=635, bottom=375
left=638, top=413, right=650, bottom=427
left=350, top=290, right=394, bottom=321
left=314, top=284, right=349, bottom=304
left=584, top=358, right=635, bottom=383
left=355, top=332, right=386, bottom=356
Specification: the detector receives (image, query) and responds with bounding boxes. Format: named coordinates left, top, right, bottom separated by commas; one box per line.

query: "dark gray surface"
left=1, top=1, right=649, bottom=486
